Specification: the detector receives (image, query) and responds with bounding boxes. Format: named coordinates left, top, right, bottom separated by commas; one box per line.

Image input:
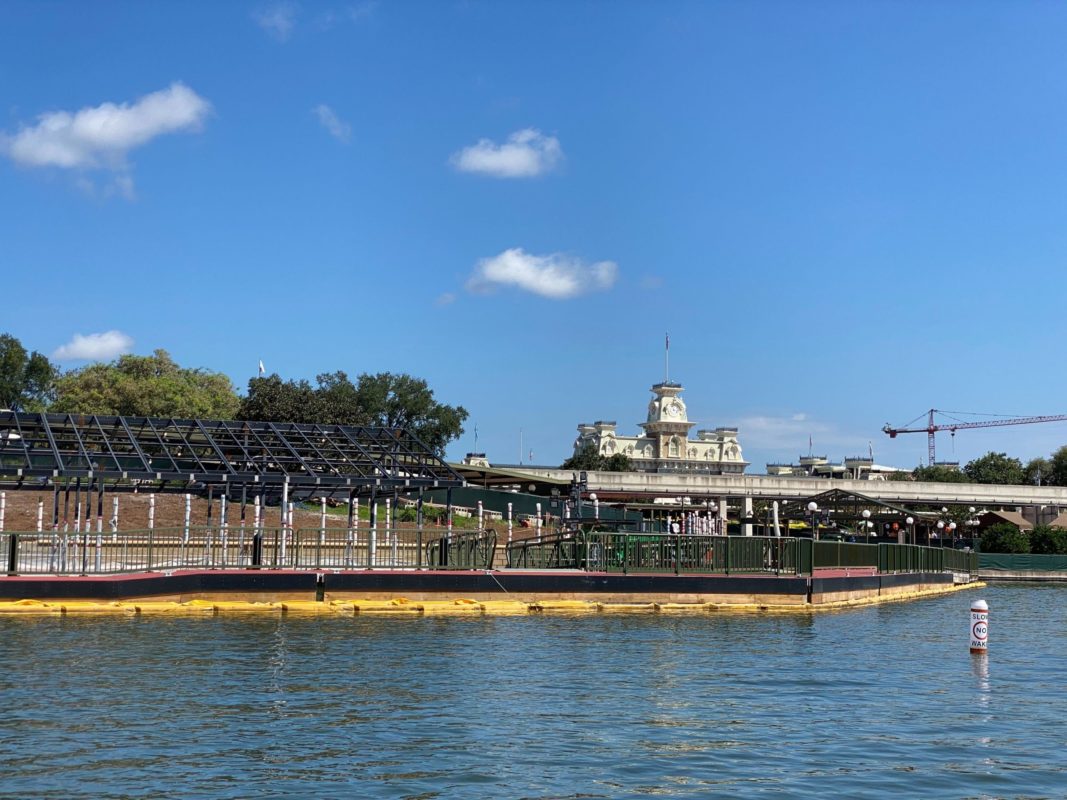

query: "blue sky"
left=4, top=1, right=1067, bottom=471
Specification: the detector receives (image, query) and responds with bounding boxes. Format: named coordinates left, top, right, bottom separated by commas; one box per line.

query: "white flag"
left=258, top=359, right=265, bottom=376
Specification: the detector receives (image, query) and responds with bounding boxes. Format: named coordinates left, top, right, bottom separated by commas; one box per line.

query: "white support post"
left=183, top=493, right=191, bottom=544
left=507, top=502, right=513, bottom=545
left=743, top=497, right=753, bottom=537
left=536, top=502, right=542, bottom=543
left=477, top=500, right=484, bottom=530
left=220, top=495, right=228, bottom=567
left=0, top=491, right=5, bottom=532
left=280, top=478, right=289, bottom=565
left=388, top=498, right=398, bottom=566
left=37, top=499, right=44, bottom=533
left=320, top=497, right=327, bottom=534
left=718, top=497, right=728, bottom=536
left=111, top=496, right=119, bottom=539
left=149, top=494, right=156, bottom=530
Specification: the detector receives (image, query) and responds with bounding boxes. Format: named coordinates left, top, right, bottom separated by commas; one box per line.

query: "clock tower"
left=640, top=382, right=695, bottom=459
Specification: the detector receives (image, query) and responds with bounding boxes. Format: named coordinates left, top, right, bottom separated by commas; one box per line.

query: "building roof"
left=1047, top=512, right=1067, bottom=529
left=980, top=509, right=1034, bottom=531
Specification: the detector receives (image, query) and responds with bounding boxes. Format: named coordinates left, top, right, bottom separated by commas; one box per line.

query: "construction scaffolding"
left=0, top=411, right=464, bottom=499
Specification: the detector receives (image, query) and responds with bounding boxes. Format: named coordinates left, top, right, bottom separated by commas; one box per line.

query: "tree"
left=353, top=372, right=467, bottom=454
left=1024, top=457, right=1051, bottom=486
left=238, top=374, right=319, bottom=424
left=979, top=522, right=1030, bottom=554
left=1046, top=445, right=1067, bottom=487
left=0, top=333, right=57, bottom=411
left=560, top=444, right=632, bottom=472
left=51, top=349, right=240, bottom=419
left=1029, top=524, right=1067, bottom=555
left=239, top=371, right=467, bottom=455
left=908, top=464, right=969, bottom=483
left=604, top=453, right=634, bottom=471
left=963, top=452, right=1024, bottom=485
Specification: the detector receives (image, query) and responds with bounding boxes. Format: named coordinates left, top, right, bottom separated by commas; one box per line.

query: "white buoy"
left=970, top=599, right=989, bottom=654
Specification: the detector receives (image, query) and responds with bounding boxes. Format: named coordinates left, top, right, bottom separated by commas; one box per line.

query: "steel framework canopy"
left=0, top=411, right=464, bottom=497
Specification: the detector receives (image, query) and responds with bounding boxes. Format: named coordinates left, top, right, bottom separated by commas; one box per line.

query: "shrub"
left=1029, top=524, right=1067, bottom=555
left=979, top=522, right=1031, bottom=554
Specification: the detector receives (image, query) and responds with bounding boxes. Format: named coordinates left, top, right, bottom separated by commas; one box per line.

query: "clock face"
left=666, top=402, right=679, bottom=417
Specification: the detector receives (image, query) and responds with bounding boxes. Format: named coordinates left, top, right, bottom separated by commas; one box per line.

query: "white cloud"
left=450, top=128, right=562, bottom=178
left=313, top=104, right=351, bottom=143
left=435, top=292, right=456, bottom=306
left=466, top=248, right=617, bottom=299
left=53, top=331, right=134, bottom=361
left=0, top=82, right=210, bottom=194
left=254, top=3, right=297, bottom=41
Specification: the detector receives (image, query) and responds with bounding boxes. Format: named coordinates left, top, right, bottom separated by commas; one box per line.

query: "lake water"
left=1, top=584, right=1064, bottom=799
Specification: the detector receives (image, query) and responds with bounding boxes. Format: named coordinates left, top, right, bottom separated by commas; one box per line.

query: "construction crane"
left=882, top=409, right=1067, bottom=465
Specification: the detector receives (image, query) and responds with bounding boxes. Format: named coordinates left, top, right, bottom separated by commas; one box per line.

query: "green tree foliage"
left=908, top=464, right=969, bottom=483
left=1024, top=457, right=1051, bottom=486
left=236, top=374, right=320, bottom=424
left=1029, top=524, right=1067, bottom=555
left=0, top=333, right=57, bottom=411
left=963, top=452, right=1025, bottom=485
left=1046, top=445, right=1067, bottom=486
left=979, top=522, right=1031, bottom=554
left=239, top=371, right=467, bottom=455
left=560, top=444, right=633, bottom=472
left=51, top=349, right=240, bottom=419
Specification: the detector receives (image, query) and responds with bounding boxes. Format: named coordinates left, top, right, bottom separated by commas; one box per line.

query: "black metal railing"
left=0, top=526, right=498, bottom=575
left=506, top=532, right=978, bottom=578
left=0, top=528, right=977, bottom=578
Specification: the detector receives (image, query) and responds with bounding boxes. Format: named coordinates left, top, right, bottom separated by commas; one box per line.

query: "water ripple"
left=0, top=585, right=1064, bottom=798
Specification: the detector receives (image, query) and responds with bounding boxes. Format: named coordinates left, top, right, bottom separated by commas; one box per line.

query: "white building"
left=574, top=381, right=747, bottom=474
left=766, top=455, right=907, bottom=480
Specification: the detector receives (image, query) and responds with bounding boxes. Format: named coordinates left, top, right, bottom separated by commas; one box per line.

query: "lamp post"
left=906, top=516, right=915, bottom=546
left=807, top=501, right=819, bottom=540
left=861, top=509, right=871, bottom=544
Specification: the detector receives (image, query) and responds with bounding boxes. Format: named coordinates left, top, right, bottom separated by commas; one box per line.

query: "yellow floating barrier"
left=419, top=599, right=485, bottom=615
left=127, top=601, right=214, bottom=615
left=212, top=601, right=282, bottom=614
left=530, top=600, right=598, bottom=613
left=597, top=602, right=657, bottom=613
left=60, top=601, right=135, bottom=614
left=479, top=601, right=534, bottom=615
left=282, top=601, right=347, bottom=615
left=0, top=599, right=62, bottom=614
left=351, top=596, right=422, bottom=614
left=655, top=602, right=710, bottom=613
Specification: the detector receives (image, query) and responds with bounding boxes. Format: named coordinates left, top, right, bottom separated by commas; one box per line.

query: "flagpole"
left=664, top=332, right=669, bottom=383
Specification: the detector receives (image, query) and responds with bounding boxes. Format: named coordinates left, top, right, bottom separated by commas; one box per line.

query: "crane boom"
left=882, top=409, right=1067, bottom=464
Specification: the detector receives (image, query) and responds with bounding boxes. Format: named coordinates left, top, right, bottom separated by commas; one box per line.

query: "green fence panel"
left=979, top=553, right=1067, bottom=571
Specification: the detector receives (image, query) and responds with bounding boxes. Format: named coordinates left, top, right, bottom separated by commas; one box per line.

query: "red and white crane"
left=882, top=409, right=1067, bottom=465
